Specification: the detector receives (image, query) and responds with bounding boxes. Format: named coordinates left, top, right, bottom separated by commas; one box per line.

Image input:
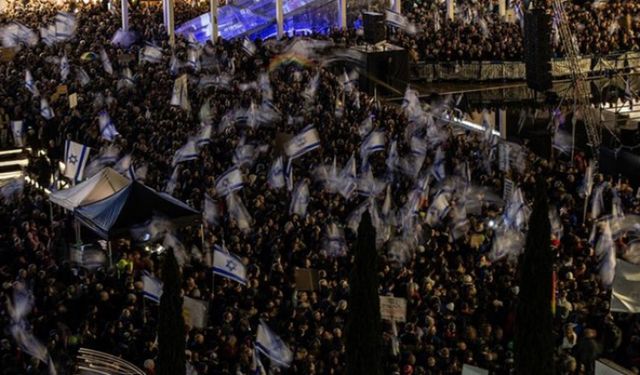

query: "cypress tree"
left=346, top=211, right=382, bottom=375
left=157, top=249, right=186, bottom=375
left=515, top=180, right=555, bottom=375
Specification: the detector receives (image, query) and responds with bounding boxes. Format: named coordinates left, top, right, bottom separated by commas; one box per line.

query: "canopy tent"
left=50, top=168, right=130, bottom=211
left=74, top=181, right=200, bottom=240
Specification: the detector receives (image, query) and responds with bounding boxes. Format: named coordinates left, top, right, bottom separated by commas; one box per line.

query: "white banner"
left=379, top=296, right=407, bottom=322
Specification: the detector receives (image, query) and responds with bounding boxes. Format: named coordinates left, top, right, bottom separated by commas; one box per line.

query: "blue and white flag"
left=431, top=147, right=446, bottom=181
left=251, top=350, right=267, bottom=375
left=325, top=222, right=347, bottom=257
left=215, top=167, right=244, bottom=197
left=242, top=38, right=257, bottom=56
left=199, top=101, right=212, bottom=125
left=285, top=125, right=321, bottom=159
left=75, top=67, right=90, bottom=87
left=25, top=70, right=39, bottom=97
left=187, top=47, right=201, bottom=71
left=385, top=9, right=417, bottom=34
left=290, top=181, right=310, bottom=217
left=11, top=121, right=24, bottom=147
left=172, top=138, right=199, bottom=166
left=117, top=67, right=135, bottom=91
left=1, top=22, right=38, bottom=48
left=359, top=115, right=373, bottom=138
left=338, top=154, right=358, bottom=199
left=100, top=48, right=114, bottom=75
left=113, top=154, right=132, bottom=175
left=357, top=167, right=386, bottom=197
left=268, top=157, right=285, bottom=189
left=197, top=124, right=212, bottom=146
left=203, top=194, right=220, bottom=226
left=171, top=74, right=190, bottom=112
left=64, top=140, right=90, bottom=182
left=425, top=191, right=451, bottom=226
left=226, top=193, right=252, bottom=232
left=40, top=98, right=55, bottom=120
left=504, top=187, right=529, bottom=230
left=232, top=138, right=258, bottom=167
left=410, top=136, right=427, bottom=157
left=360, top=130, right=386, bottom=161
left=342, top=69, right=358, bottom=94
left=386, top=140, right=399, bottom=172
left=598, top=222, right=616, bottom=287
left=60, top=54, right=70, bottom=81
left=140, top=44, right=163, bottom=63
left=142, top=272, right=163, bottom=303
left=213, top=245, right=247, bottom=285
left=256, top=320, right=293, bottom=368
left=165, top=166, right=179, bottom=195
left=54, top=12, right=77, bottom=40
left=99, top=110, right=119, bottom=141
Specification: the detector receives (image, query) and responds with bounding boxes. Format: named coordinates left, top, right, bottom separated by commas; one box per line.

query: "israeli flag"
left=226, top=193, right=252, bottom=232
left=410, top=136, right=427, bottom=157
left=25, top=70, right=39, bottom=97
left=199, top=101, right=212, bottom=125
left=504, top=188, right=530, bottom=230
left=232, top=140, right=257, bottom=167
left=172, top=138, right=199, bottom=166
left=195, top=124, right=212, bottom=147
left=64, top=140, right=90, bottom=182
left=171, top=74, right=190, bottom=112
left=385, top=9, right=417, bottom=34
left=203, top=194, right=220, bottom=226
left=252, top=350, right=267, bottom=375
left=325, top=222, right=347, bottom=256
left=357, top=167, right=386, bottom=197
left=431, top=147, right=446, bottom=181
left=215, top=167, right=243, bottom=197
left=360, top=130, right=386, bottom=161
left=113, top=154, right=132, bottom=175
left=100, top=48, right=114, bottom=75
left=40, top=98, right=55, bottom=120
left=60, top=54, right=70, bottom=81
left=142, top=272, right=163, bottom=303
left=99, top=110, right=119, bottom=141
left=187, top=48, right=201, bottom=71
left=339, top=154, right=358, bottom=199
left=425, top=191, right=451, bottom=226
left=285, top=125, right=321, bottom=159
left=54, top=12, right=76, bottom=40
left=11, top=121, right=24, bottom=147
left=256, top=320, right=293, bottom=368
left=290, top=181, right=310, bottom=217
left=165, top=166, right=180, bottom=195
left=359, top=115, right=373, bottom=138
left=386, top=140, right=399, bottom=172
left=268, top=157, right=285, bottom=189
left=242, top=38, right=257, bottom=56
left=75, top=67, right=91, bottom=87
left=213, top=245, right=247, bottom=285
left=140, top=44, right=163, bottom=63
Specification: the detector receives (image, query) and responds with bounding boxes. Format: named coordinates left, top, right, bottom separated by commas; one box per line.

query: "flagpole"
left=276, top=0, right=284, bottom=39
left=121, top=0, right=129, bottom=32
left=209, top=0, right=218, bottom=44
left=168, top=0, right=175, bottom=48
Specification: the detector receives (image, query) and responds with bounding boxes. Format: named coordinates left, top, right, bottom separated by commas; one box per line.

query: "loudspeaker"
left=524, top=9, right=552, bottom=92
left=357, top=44, right=409, bottom=96
left=363, top=12, right=386, bottom=44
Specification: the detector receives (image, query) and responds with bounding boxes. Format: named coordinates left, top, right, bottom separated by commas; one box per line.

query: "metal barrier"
left=411, top=51, right=640, bottom=82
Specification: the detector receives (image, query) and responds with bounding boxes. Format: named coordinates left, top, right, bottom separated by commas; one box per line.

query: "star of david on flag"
left=213, top=245, right=247, bottom=285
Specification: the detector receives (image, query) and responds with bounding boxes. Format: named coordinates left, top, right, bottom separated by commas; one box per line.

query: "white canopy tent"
left=49, top=168, right=130, bottom=211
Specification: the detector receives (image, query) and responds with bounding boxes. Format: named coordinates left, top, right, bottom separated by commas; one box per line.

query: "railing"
left=410, top=51, right=640, bottom=82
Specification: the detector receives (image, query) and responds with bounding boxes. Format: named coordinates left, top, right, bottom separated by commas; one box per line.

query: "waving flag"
left=360, top=130, right=386, bottom=161
left=25, top=70, right=39, bottom=97
left=431, top=147, right=446, bottom=181
left=215, top=167, right=243, bottom=197
left=172, top=138, right=199, bottom=166
left=40, top=98, right=55, bottom=120
left=142, top=272, right=163, bottom=303
left=268, top=157, right=286, bottom=189
left=213, top=245, right=247, bottom=285
left=165, top=166, right=179, bottom=195
left=54, top=12, right=77, bottom=40
left=64, top=140, right=90, bottom=182
left=256, top=321, right=293, bottom=368
left=203, top=194, right=220, bottom=226
left=60, top=55, right=70, bottom=81
left=98, top=110, right=119, bottom=141
left=199, top=101, right=212, bottom=125
left=100, top=48, right=114, bottom=75
left=226, top=193, right=252, bottom=232
left=290, top=181, right=310, bottom=217
left=242, top=38, right=257, bottom=56
left=325, top=222, right=347, bottom=257
left=170, top=74, right=191, bottom=111
left=359, top=115, right=373, bottom=138
left=338, top=154, right=358, bottom=198
left=357, top=167, right=386, bottom=197
left=140, top=44, right=163, bottom=63
left=285, top=125, right=321, bottom=159
left=197, top=124, right=212, bottom=146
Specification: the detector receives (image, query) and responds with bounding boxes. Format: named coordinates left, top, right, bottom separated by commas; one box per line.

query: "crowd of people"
left=0, top=1, right=640, bottom=375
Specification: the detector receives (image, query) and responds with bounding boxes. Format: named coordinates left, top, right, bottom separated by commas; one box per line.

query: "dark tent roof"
left=74, top=181, right=200, bottom=240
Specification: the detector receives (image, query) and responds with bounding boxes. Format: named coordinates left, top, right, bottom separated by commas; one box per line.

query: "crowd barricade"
left=411, top=52, right=640, bottom=82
